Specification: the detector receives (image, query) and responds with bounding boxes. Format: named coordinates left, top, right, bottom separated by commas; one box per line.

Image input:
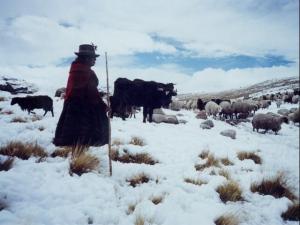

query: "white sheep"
left=205, top=101, right=221, bottom=117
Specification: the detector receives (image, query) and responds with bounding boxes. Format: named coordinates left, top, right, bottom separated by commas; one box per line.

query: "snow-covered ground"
left=0, top=86, right=299, bottom=225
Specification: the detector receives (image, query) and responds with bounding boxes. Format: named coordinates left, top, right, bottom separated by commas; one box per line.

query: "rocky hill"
left=177, top=76, right=299, bottom=101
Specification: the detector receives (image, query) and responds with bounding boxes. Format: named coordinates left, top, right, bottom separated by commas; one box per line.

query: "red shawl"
left=65, top=61, right=101, bottom=104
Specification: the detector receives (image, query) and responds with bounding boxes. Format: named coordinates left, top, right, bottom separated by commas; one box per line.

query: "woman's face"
left=87, top=56, right=97, bottom=66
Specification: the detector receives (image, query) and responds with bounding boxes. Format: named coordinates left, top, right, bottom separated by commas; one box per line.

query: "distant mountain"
left=177, top=76, right=299, bottom=101
left=0, top=76, right=38, bottom=95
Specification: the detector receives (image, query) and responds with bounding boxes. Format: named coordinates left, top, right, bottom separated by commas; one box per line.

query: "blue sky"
left=133, top=53, right=293, bottom=74
left=0, top=0, right=298, bottom=92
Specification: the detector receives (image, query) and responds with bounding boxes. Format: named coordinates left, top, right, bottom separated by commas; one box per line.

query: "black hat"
left=74, top=44, right=100, bottom=57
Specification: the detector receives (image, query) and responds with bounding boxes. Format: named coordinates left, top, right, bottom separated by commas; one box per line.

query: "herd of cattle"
left=7, top=78, right=300, bottom=134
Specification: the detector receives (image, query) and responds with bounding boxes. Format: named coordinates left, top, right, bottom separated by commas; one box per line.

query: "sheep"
left=252, top=113, right=288, bottom=134
left=205, top=101, right=221, bottom=117
left=289, top=109, right=299, bottom=124
left=276, top=99, right=282, bottom=108
left=259, top=100, right=271, bottom=109
left=292, top=95, right=299, bottom=104
left=283, top=93, right=293, bottom=103
left=11, top=95, right=54, bottom=117
left=232, top=101, right=255, bottom=119
left=243, top=99, right=259, bottom=113
left=219, top=101, right=233, bottom=119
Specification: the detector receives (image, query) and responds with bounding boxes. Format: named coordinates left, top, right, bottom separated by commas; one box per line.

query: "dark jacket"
left=53, top=61, right=108, bottom=146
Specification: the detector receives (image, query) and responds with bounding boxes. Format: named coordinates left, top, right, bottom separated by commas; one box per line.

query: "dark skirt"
left=53, top=99, right=109, bottom=147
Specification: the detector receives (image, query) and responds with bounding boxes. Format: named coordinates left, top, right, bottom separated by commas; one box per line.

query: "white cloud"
left=0, top=0, right=298, bottom=64
left=178, top=63, right=299, bottom=93
left=0, top=0, right=298, bottom=94
left=0, top=59, right=298, bottom=95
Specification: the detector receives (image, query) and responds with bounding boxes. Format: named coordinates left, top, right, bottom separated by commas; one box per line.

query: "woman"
left=53, top=44, right=109, bottom=147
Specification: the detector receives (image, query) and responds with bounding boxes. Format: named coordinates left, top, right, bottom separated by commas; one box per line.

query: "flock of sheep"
left=7, top=84, right=300, bottom=135
left=170, top=88, right=300, bottom=134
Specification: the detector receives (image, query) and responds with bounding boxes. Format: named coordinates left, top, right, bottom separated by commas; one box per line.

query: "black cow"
left=11, top=95, right=54, bottom=117
left=111, top=78, right=177, bottom=123
left=197, top=98, right=209, bottom=110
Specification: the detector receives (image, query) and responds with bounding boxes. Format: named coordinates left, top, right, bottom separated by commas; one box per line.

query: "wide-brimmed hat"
left=74, top=44, right=100, bottom=57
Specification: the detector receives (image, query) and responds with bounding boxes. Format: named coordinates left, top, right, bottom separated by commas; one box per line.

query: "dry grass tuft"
left=129, top=136, right=146, bottom=146
left=0, top=110, right=13, bottom=115
left=210, top=170, right=217, bottom=176
left=51, top=147, right=72, bottom=158
left=219, top=169, right=231, bottom=180
left=127, top=173, right=150, bottom=187
left=31, top=115, right=43, bottom=122
left=38, top=126, right=45, bottom=131
left=199, top=150, right=209, bottom=159
left=126, top=203, right=137, bottom=215
left=250, top=176, right=296, bottom=200
left=11, top=117, right=27, bottom=123
left=111, top=150, right=158, bottom=165
left=69, top=145, right=99, bottom=176
left=216, top=181, right=243, bottom=203
left=237, top=151, right=262, bottom=164
left=221, top=157, right=234, bottom=166
left=0, top=199, right=7, bottom=211
left=112, top=138, right=124, bottom=146
left=214, top=214, right=239, bottom=225
left=184, top=178, right=207, bottom=186
left=134, top=215, right=145, bottom=225
left=0, top=141, right=48, bottom=160
left=150, top=195, right=164, bottom=205
left=195, top=154, right=220, bottom=171
left=281, top=202, right=300, bottom=221
left=0, top=157, right=14, bottom=171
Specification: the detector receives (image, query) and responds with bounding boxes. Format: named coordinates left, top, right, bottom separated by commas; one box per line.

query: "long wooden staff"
left=105, top=52, right=112, bottom=176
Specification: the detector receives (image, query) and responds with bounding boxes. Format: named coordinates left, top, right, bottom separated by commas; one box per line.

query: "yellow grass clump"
left=134, top=215, right=145, bottom=225
left=0, top=141, right=48, bottom=160
left=11, top=117, right=27, bottom=123
left=214, top=214, right=239, bottom=225
left=0, top=110, right=13, bottom=115
left=126, top=203, right=137, bottom=215
left=281, top=202, right=299, bottom=221
left=127, top=173, right=150, bottom=187
left=216, top=181, right=244, bottom=203
left=237, top=151, right=262, bottom=164
left=219, top=169, right=231, bottom=180
left=112, top=138, right=124, bottom=146
left=195, top=154, right=220, bottom=171
left=69, top=145, right=100, bottom=176
left=38, top=126, right=45, bottom=131
left=199, top=150, right=209, bottom=159
left=51, top=147, right=73, bottom=158
left=0, top=157, right=14, bottom=171
left=184, top=178, right=208, bottom=186
left=150, top=195, right=164, bottom=205
left=31, top=115, right=43, bottom=122
left=111, top=149, right=158, bottom=165
left=221, top=157, right=234, bottom=166
left=129, top=136, right=146, bottom=146
left=250, top=175, right=296, bottom=201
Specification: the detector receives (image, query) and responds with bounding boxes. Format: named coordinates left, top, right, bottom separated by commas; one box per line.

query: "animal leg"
left=148, top=108, right=153, bottom=123
left=142, top=107, right=147, bottom=123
